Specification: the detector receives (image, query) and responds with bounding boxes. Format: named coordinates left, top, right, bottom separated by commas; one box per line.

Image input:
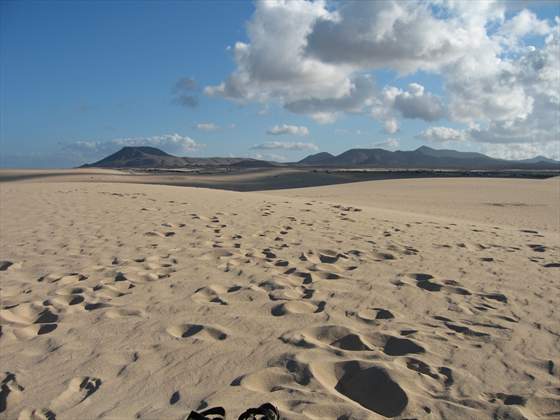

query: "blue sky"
left=1, top=0, right=559, bottom=167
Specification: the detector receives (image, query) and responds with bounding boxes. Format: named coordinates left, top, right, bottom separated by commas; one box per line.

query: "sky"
left=1, top=0, right=559, bottom=168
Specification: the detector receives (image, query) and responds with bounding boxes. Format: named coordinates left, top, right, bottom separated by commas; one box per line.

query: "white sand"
left=1, top=177, right=559, bottom=419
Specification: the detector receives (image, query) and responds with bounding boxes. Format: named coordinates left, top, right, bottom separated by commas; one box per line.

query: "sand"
left=0, top=176, right=559, bottom=419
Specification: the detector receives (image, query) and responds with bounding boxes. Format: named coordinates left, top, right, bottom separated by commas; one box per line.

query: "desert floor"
left=1, top=176, right=559, bottom=419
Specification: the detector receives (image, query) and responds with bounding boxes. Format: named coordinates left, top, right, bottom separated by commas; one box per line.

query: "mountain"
left=81, top=146, right=274, bottom=168
left=297, top=146, right=560, bottom=170
left=82, top=145, right=559, bottom=171
left=298, top=152, right=335, bottom=164
left=517, top=155, right=559, bottom=164
left=82, top=146, right=186, bottom=168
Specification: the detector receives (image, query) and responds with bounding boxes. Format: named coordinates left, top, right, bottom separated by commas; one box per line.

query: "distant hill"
left=81, top=146, right=275, bottom=168
left=299, top=152, right=335, bottom=165
left=297, top=146, right=560, bottom=170
left=517, top=155, right=559, bottom=164
left=81, top=145, right=560, bottom=171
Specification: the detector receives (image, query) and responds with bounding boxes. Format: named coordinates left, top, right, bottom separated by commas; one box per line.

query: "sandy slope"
left=268, top=177, right=560, bottom=233
left=0, top=179, right=559, bottom=419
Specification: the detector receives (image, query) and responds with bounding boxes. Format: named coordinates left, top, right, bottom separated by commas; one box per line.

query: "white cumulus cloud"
left=481, top=142, right=560, bottom=160
left=373, top=138, right=400, bottom=150
left=392, top=83, right=445, bottom=121
left=418, top=127, right=467, bottom=143
left=253, top=152, right=288, bottom=162
left=267, top=124, right=309, bottom=136
left=195, top=123, right=219, bottom=131
left=383, top=119, right=399, bottom=134
left=251, top=141, right=319, bottom=151
left=206, top=0, right=559, bottom=157
left=62, top=133, right=203, bottom=161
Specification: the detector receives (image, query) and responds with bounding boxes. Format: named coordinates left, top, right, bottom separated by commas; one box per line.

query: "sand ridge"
left=0, top=180, right=559, bottom=419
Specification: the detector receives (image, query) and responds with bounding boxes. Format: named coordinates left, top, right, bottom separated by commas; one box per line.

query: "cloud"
left=251, top=141, right=319, bottom=151
left=444, top=17, right=559, bottom=146
left=206, top=0, right=559, bottom=152
left=383, top=119, right=399, bottom=134
left=172, top=77, right=199, bottom=108
left=174, top=77, right=197, bottom=91
left=370, top=83, right=444, bottom=130
left=392, top=83, right=445, bottom=121
left=267, top=124, right=309, bottom=136
left=373, top=138, right=400, bottom=150
left=195, top=122, right=219, bottom=131
left=205, top=0, right=501, bottom=108
left=305, top=1, right=502, bottom=74
left=418, top=126, right=467, bottom=143
left=480, top=142, right=560, bottom=160
left=496, top=9, right=551, bottom=49
left=62, top=133, right=204, bottom=161
left=284, top=75, right=377, bottom=122
left=174, top=95, right=199, bottom=107
left=253, top=152, right=288, bottom=162
left=204, top=0, right=357, bottom=116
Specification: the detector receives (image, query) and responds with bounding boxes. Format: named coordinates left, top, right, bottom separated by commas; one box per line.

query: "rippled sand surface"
left=1, top=177, right=558, bottom=419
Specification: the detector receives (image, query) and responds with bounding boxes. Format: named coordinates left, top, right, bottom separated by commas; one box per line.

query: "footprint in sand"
left=0, top=372, right=24, bottom=415
left=528, top=244, right=547, bottom=252
left=310, top=361, right=408, bottom=417
left=405, top=273, right=444, bottom=292
left=316, top=249, right=349, bottom=264
left=382, top=336, right=425, bottom=356
left=17, top=407, right=56, bottom=420
left=479, top=292, right=508, bottom=303
left=352, top=307, right=395, bottom=323
left=0, top=261, right=13, bottom=271
left=144, top=231, right=176, bottom=238
left=38, top=273, right=88, bottom=286
left=372, top=251, right=396, bottom=261
left=199, top=249, right=234, bottom=260
left=104, top=308, right=145, bottom=319
left=50, top=377, right=102, bottom=412
left=0, top=304, right=59, bottom=339
left=234, top=367, right=295, bottom=393
left=166, top=324, right=227, bottom=341
left=192, top=285, right=229, bottom=305
left=434, top=316, right=491, bottom=338
left=267, top=283, right=316, bottom=301
left=271, top=300, right=324, bottom=316
left=282, top=325, right=373, bottom=351
left=0, top=303, right=58, bottom=325
left=12, top=323, right=58, bottom=339
left=283, top=325, right=426, bottom=358
left=441, top=280, right=472, bottom=296
left=54, top=286, right=87, bottom=303
left=402, top=273, right=473, bottom=296
left=543, top=262, right=560, bottom=268
left=405, top=358, right=440, bottom=379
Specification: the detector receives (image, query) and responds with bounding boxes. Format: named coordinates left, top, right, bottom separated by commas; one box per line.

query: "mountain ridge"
left=81, top=145, right=560, bottom=170
left=81, top=147, right=275, bottom=168
left=297, top=146, right=560, bottom=170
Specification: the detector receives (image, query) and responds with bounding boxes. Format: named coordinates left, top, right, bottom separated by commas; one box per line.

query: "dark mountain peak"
left=520, top=155, right=559, bottom=164
left=313, top=152, right=334, bottom=159
left=416, top=145, right=434, bottom=153
left=81, top=146, right=181, bottom=168
left=80, top=146, right=276, bottom=169
left=298, top=151, right=335, bottom=164
left=114, top=146, right=171, bottom=157
left=297, top=145, right=560, bottom=170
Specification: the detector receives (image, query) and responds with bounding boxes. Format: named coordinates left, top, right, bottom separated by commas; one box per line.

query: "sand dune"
left=1, top=178, right=559, bottom=419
